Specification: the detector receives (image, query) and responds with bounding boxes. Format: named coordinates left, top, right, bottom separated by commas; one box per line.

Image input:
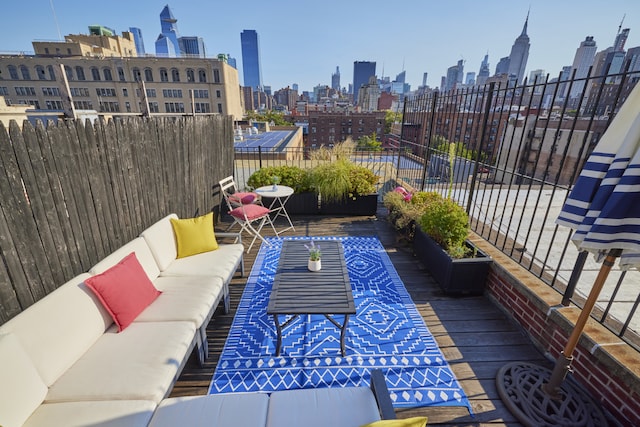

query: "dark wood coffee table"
left=267, top=240, right=355, bottom=356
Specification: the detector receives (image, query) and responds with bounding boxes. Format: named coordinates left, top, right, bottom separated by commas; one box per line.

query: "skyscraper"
left=507, top=14, right=530, bottom=85
left=331, top=66, right=340, bottom=91
left=445, top=60, right=464, bottom=91
left=353, top=61, right=376, bottom=105
left=241, top=30, right=262, bottom=90
left=477, top=54, right=490, bottom=86
left=155, top=5, right=180, bottom=57
left=568, top=36, right=597, bottom=98
left=179, top=36, right=206, bottom=58
left=129, top=27, right=145, bottom=56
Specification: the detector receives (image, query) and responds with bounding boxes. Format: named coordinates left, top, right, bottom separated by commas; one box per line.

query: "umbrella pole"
left=543, top=248, right=622, bottom=398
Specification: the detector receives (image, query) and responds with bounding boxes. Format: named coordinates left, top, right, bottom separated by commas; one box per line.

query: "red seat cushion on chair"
left=229, top=203, right=270, bottom=220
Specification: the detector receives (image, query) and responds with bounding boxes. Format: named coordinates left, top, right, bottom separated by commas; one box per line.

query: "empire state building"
left=507, top=14, right=531, bottom=85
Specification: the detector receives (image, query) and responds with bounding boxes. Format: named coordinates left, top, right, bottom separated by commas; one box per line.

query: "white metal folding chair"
left=219, top=177, right=276, bottom=252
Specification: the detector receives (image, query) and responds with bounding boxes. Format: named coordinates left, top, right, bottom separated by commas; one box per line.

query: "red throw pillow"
left=86, top=252, right=161, bottom=332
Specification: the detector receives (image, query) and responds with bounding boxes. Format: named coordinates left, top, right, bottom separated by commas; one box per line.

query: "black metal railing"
left=232, top=68, right=640, bottom=349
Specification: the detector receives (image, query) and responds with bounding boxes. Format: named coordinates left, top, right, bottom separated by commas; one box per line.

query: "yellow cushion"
left=170, top=212, right=218, bottom=258
left=360, top=417, right=428, bottom=427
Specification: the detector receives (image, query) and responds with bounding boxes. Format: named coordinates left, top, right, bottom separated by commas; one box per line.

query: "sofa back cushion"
left=140, top=214, right=179, bottom=271
left=90, top=237, right=161, bottom=280
left=0, top=333, right=48, bottom=427
left=0, top=273, right=111, bottom=386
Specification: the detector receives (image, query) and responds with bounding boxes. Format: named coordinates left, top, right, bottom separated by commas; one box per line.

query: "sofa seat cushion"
left=148, top=393, right=269, bottom=427
left=0, top=333, right=48, bottom=427
left=0, top=273, right=112, bottom=386
left=45, top=321, right=196, bottom=404
left=23, top=400, right=156, bottom=427
left=160, top=243, right=244, bottom=282
left=266, top=387, right=382, bottom=427
left=135, top=275, right=224, bottom=326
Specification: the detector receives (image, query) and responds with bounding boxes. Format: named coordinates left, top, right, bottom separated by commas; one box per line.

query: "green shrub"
left=348, top=165, right=378, bottom=198
left=419, top=197, right=470, bottom=258
left=310, top=159, right=379, bottom=203
left=247, top=166, right=313, bottom=193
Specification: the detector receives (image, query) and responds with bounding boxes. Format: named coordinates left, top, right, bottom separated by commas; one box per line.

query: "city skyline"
left=1, top=0, right=638, bottom=93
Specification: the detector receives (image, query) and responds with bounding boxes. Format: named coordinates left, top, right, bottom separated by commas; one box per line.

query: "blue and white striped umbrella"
left=557, top=82, right=640, bottom=270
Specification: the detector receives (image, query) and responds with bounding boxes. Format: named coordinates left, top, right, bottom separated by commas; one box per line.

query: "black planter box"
left=412, top=226, right=492, bottom=295
left=319, top=194, right=379, bottom=216
left=260, top=192, right=319, bottom=215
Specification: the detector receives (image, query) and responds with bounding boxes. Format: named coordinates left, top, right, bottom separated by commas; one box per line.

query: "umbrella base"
left=496, top=361, right=608, bottom=427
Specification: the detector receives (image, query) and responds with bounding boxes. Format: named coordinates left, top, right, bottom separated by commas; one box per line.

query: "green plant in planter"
left=247, top=165, right=314, bottom=193
left=418, top=196, right=471, bottom=258
left=384, top=190, right=440, bottom=240
left=310, top=159, right=379, bottom=204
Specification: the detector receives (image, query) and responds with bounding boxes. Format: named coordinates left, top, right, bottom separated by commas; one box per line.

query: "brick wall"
left=482, top=244, right=640, bottom=427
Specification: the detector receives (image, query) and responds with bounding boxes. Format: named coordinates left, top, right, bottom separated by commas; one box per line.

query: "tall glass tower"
left=241, top=30, right=262, bottom=90
left=353, top=61, right=376, bottom=105
left=155, top=5, right=180, bottom=57
left=129, top=27, right=145, bottom=56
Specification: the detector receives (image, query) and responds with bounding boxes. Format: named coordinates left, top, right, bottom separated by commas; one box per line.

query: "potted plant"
left=304, top=240, right=322, bottom=272
left=411, top=194, right=492, bottom=295
left=247, top=165, right=318, bottom=214
left=383, top=189, right=441, bottom=244
left=312, top=159, right=379, bottom=215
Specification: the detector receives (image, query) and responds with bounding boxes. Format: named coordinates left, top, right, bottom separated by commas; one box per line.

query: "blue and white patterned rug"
left=209, top=236, right=471, bottom=412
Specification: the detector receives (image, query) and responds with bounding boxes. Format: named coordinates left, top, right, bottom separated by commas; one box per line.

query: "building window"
left=15, top=87, right=36, bottom=96
left=0, top=87, right=9, bottom=96
left=164, top=102, right=185, bottom=113
left=73, top=100, right=93, bottom=109
left=144, top=68, right=153, bottom=82
left=213, top=69, right=220, bottom=83
left=186, top=68, right=195, bottom=82
left=162, top=89, right=183, bottom=98
left=192, top=89, right=208, bottom=98
left=63, top=65, right=72, bottom=81
left=194, top=102, right=210, bottom=113
left=20, top=65, right=31, bottom=80
left=44, top=48, right=49, bottom=55
left=70, top=87, right=89, bottom=97
left=96, top=88, right=117, bottom=97
left=103, top=68, right=113, bottom=81
left=75, top=66, right=86, bottom=81
left=160, top=68, right=168, bottom=82
left=216, top=90, right=221, bottom=98
left=117, top=67, right=125, bottom=81
left=90, top=67, right=100, bottom=81
left=45, top=100, right=63, bottom=110
left=146, top=88, right=157, bottom=97
left=42, top=87, right=60, bottom=96
left=125, top=101, right=131, bottom=112
left=171, top=68, right=180, bottom=82
left=122, top=88, right=128, bottom=97
left=8, top=65, right=19, bottom=79
left=198, top=69, right=206, bottom=82
left=99, top=101, right=120, bottom=112
left=148, top=102, right=159, bottom=113
left=132, top=67, right=141, bottom=82
left=217, top=103, right=223, bottom=113
left=36, top=65, right=46, bottom=80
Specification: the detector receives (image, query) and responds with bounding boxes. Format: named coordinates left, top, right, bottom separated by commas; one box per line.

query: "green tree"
left=356, top=133, right=382, bottom=151
left=244, top=110, right=288, bottom=126
left=384, top=110, right=402, bottom=134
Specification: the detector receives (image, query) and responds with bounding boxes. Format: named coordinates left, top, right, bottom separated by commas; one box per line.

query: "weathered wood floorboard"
left=169, top=208, right=554, bottom=426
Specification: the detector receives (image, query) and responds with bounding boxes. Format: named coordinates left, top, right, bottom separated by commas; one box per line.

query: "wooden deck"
left=170, top=208, right=550, bottom=426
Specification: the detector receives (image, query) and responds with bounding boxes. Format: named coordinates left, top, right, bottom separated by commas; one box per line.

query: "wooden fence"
left=0, top=115, right=234, bottom=324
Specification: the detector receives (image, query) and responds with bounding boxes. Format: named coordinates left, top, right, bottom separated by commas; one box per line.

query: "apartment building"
left=0, top=33, right=243, bottom=121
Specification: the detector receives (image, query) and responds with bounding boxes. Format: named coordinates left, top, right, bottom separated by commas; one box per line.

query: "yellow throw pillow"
left=360, top=417, right=428, bottom=427
left=170, top=212, right=219, bottom=258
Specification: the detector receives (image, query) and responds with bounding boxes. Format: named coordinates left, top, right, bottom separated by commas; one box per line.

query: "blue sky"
left=2, top=0, right=638, bottom=92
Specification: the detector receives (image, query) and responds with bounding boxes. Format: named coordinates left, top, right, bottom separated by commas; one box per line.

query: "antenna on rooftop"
left=50, top=0, right=62, bottom=40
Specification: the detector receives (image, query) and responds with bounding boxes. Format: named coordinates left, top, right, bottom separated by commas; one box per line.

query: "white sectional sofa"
left=0, top=213, right=244, bottom=427
left=0, top=212, right=398, bottom=427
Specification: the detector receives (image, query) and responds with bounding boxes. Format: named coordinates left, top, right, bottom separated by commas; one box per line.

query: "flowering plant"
left=304, top=240, right=322, bottom=261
